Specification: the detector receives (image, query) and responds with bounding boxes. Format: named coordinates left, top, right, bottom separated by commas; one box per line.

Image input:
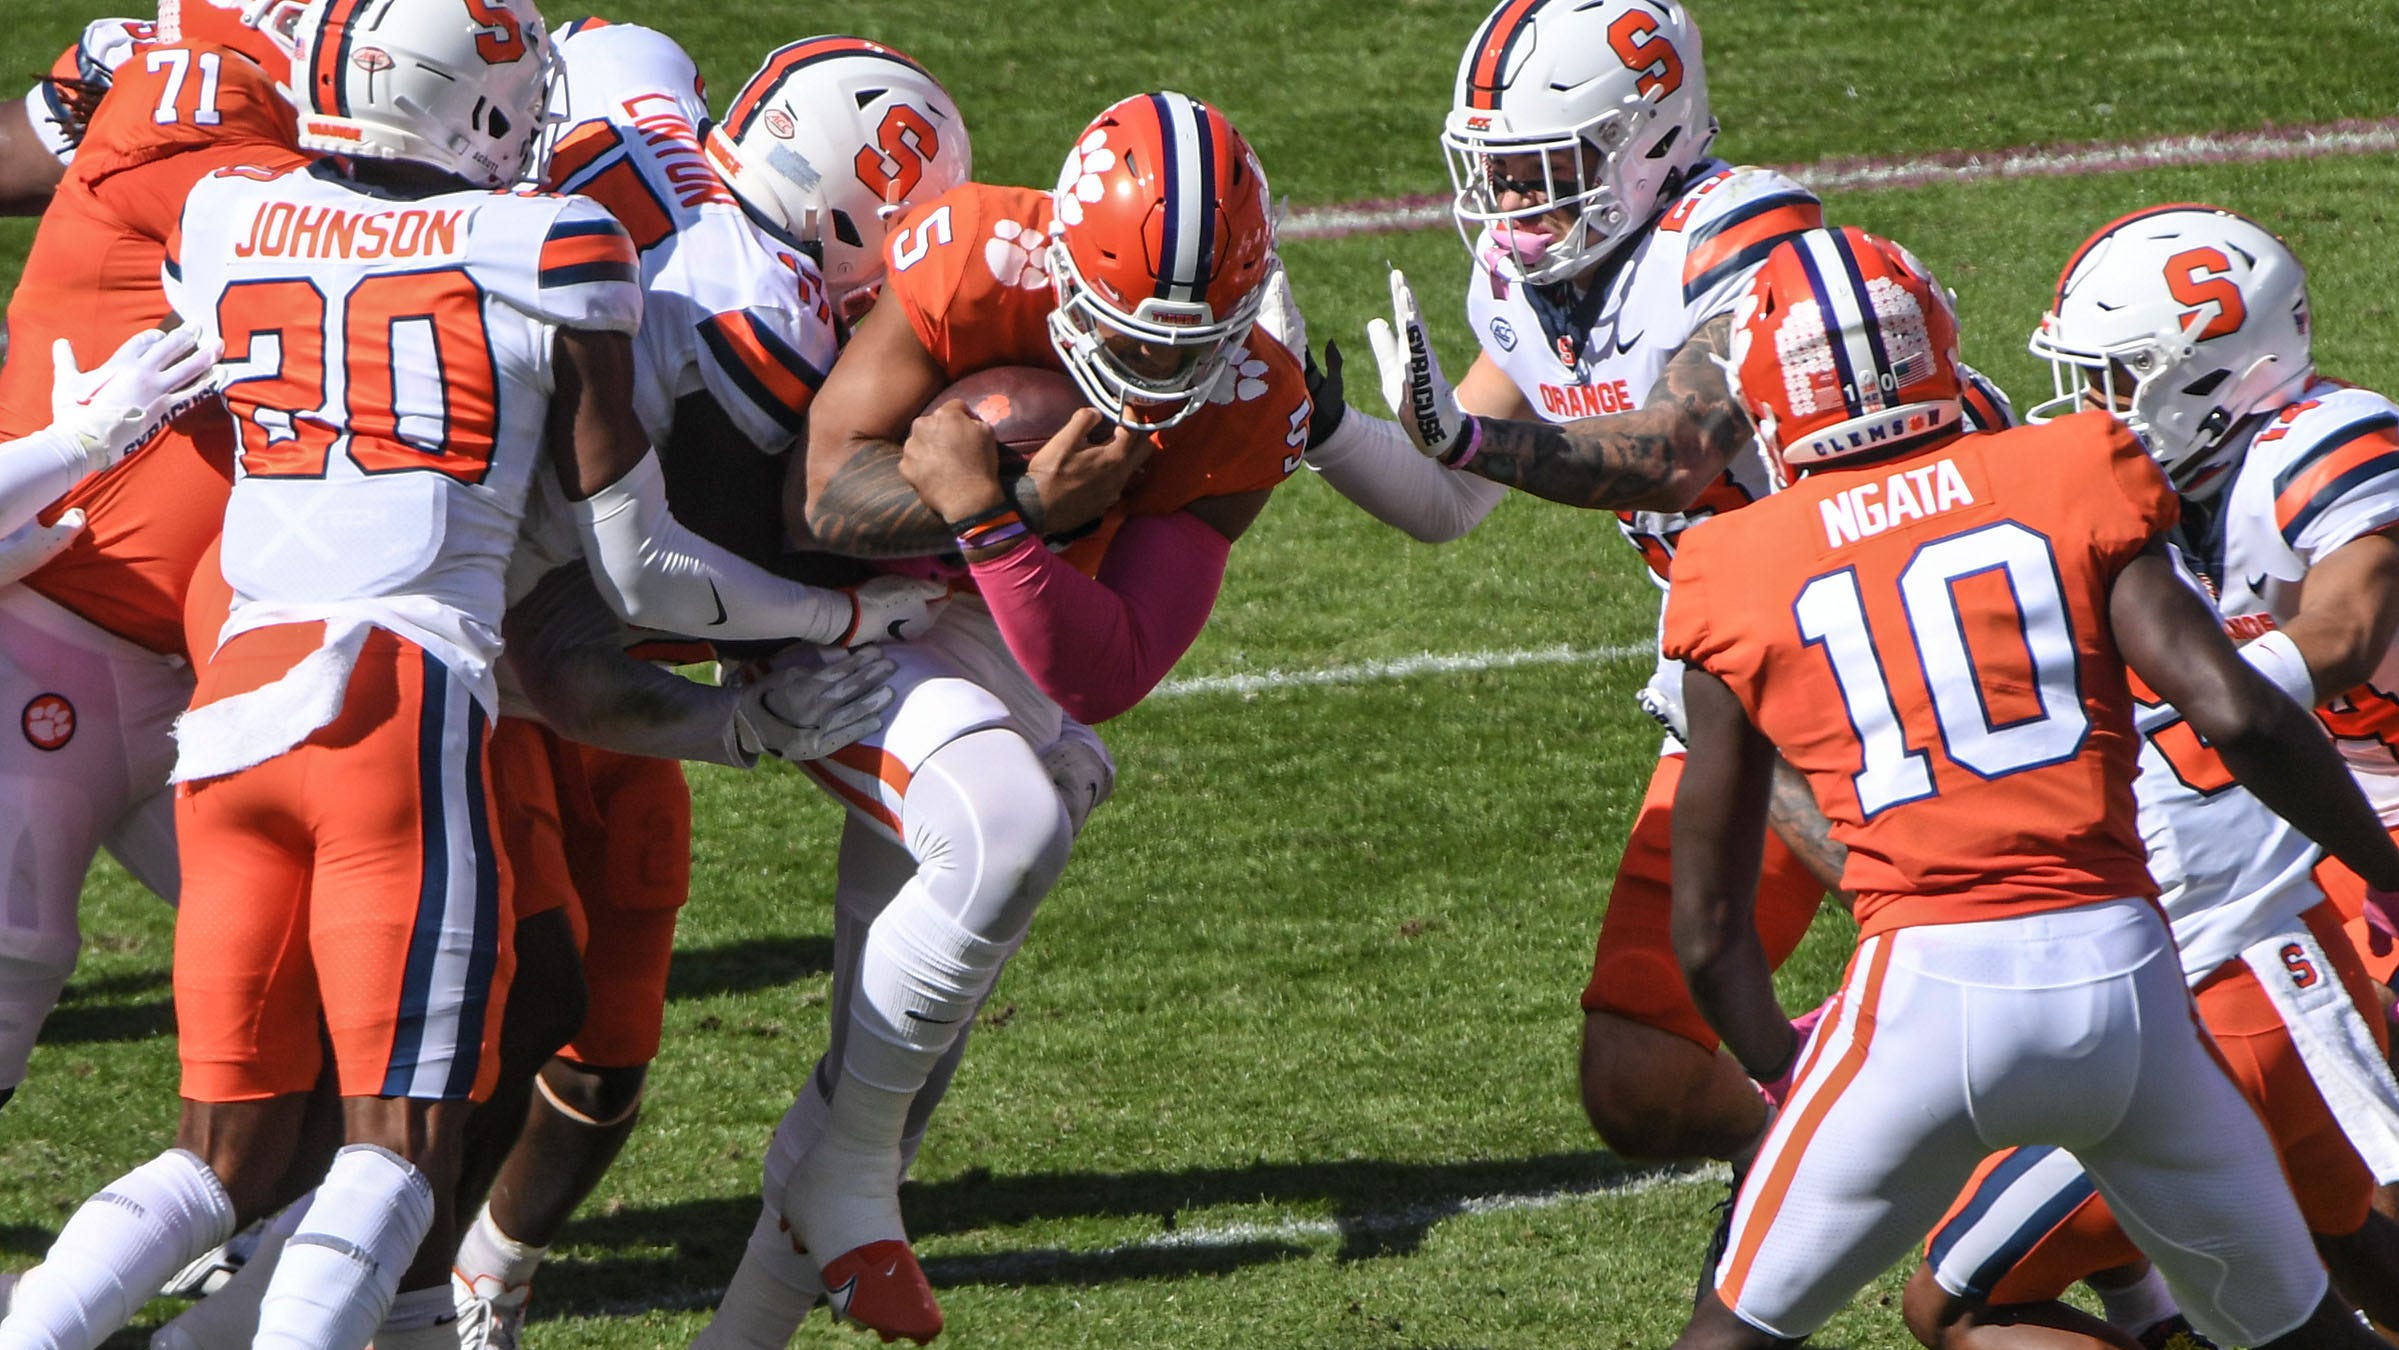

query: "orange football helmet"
left=1046, top=91, right=1274, bottom=431
left=1730, top=226, right=1967, bottom=486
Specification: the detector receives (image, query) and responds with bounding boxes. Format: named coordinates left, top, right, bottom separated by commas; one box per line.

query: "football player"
left=0, top=1, right=938, bottom=1347
left=693, top=91, right=1309, bottom=1346
left=2025, top=205, right=2399, bottom=1039
left=1664, top=225, right=2396, bottom=1350
left=0, top=0, right=305, bottom=1134
left=0, top=14, right=144, bottom=215
left=1264, top=0, right=1857, bottom=1181
left=444, top=24, right=973, bottom=1345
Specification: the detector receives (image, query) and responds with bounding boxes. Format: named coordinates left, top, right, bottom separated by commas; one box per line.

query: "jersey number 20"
left=1795, top=521, right=2092, bottom=817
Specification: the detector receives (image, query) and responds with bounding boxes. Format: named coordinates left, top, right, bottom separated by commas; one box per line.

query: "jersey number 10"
left=1795, top=521, right=2093, bottom=817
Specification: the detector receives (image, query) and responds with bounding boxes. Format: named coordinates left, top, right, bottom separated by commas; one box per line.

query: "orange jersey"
left=882, top=183, right=1309, bottom=574
left=1662, top=412, right=2177, bottom=935
left=0, top=40, right=303, bottom=655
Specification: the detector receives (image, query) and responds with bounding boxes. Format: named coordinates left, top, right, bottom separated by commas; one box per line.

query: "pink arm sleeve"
left=966, top=510, right=1233, bottom=724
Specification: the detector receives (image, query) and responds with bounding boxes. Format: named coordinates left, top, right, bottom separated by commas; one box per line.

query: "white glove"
left=836, top=574, right=948, bottom=646
left=733, top=646, right=897, bottom=764
left=0, top=508, right=83, bottom=588
left=50, top=327, right=222, bottom=476
left=1637, top=660, right=1690, bottom=743
left=1364, top=268, right=1474, bottom=463
left=1040, top=721, right=1116, bottom=836
left=1255, top=264, right=1307, bottom=361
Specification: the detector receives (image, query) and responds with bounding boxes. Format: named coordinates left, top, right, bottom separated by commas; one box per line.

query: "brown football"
left=923, top=365, right=1097, bottom=471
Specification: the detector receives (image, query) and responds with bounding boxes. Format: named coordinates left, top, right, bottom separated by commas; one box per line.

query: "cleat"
left=818, top=1239, right=941, bottom=1344
left=2136, top=1317, right=2219, bottom=1350
left=1693, top=1159, right=1748, bottom=1309
left=453, top=1270, right=530, bottom=1350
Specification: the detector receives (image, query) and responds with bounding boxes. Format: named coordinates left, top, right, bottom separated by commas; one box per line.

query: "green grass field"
left=3, top=1, right=2398, bottom=1345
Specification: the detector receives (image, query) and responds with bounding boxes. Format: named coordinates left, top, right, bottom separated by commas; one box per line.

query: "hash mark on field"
left=1156, top=642, right=1651, bottom=697
left=1284, top=117, right=2399, bottom=239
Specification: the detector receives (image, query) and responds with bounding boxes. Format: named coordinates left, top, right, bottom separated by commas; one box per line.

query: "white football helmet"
left=705, top=38, right=972, bottom=319
left=2029, top=204, right=2313, bottom=497
left=287, top=0, right=556, bottom=190
left=1442, top=0, right=1717, bottom=286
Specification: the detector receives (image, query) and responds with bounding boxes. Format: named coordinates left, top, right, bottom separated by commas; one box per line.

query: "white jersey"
left=167, top=161, right=643, bottom=712
left=1465, top=160, right=1821, bottom=582
left=2194, top=378, right=2399, bottom=816
left=2129, top=547, right=2324, bottom=975
left=549, top=20, right=839, bottom=456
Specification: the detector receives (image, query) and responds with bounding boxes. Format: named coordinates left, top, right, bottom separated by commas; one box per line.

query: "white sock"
left=2091, top=1265, right=2179, bottom=1333
left=452, top=1206, right=544, bottom=1309
left=691, top=1089, right=830, bottom=1350
left=251, top=1145, right=434, bottom=1350
left=786, top=893, right=1014, bottom=1261
left=0, top=1149, right=235, bottom=1350
left=148, top=1196, right=308, bottom=1350
left=365, top=1285, right=467, bottom=1350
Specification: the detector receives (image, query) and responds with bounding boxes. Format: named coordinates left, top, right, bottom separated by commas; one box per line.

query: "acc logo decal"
left=351, top=47, right=394, bottom=73
left=22, top=694, right=73, bottom=752
left=763, top=108, right=797, bottom=140
left=1489, top=317, right=1518, bottom=351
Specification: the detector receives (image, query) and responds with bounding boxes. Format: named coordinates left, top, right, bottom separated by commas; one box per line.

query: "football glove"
left=1637, top=662, right=1690, bottom=743
left=1254, top=268, right=1348, bottom=451
left=1757, top=994, right=1837, bottom=1108
left=0, top=509, right=83, bottom=588
left=1364, top=268, right=1476, bottom=465
left=733, top=646, right=897, bottom=764
left=1040, top=721, right=1116, bottom=836
left=837, top=575, right=949, bottom=646
left=50, top=327, right=221, bottom=477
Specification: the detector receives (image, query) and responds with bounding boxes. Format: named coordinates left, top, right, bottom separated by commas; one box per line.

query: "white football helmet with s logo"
left=287, top=0, right=556, bottom=189
left=2029, top=204, right=2313, bottom=498
left=1442, top=0, right=1717, bottom=286
left=704, top=38, right=972, bottom=319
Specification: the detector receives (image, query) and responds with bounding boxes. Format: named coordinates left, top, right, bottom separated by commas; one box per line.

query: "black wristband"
left=943, top=502, right=1016, bottom=535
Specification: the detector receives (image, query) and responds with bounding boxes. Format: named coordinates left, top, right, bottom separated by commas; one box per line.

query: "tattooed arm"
left=1764, top=755, right=1853, bottom=905
left=794, top=288, right=1147, bottom=558
left=795, top=290, right=983, bottom=557
left=1461, top=314, right=1753, bottom=513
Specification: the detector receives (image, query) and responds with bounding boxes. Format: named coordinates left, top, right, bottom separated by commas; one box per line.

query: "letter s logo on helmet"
left=2028, top=204, right=2313, bottom=497
left=287, top=0, right=553, bottom=188
left=1442, top=0, right=1717, bottom=285
left=1728, top=226, right=1967, bottom=489
left=706, top=37, right=973, bottom=317
left=1043, top=91, right=1276, bottom=432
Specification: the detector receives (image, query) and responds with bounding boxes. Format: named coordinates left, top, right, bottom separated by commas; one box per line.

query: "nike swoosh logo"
left=1612, top=328, right=1645, bottom=356
left=2244, top=573, right=2271, bottom=593
left=705, top=580, right=727, bottom=627
left=887, top=617, right=909, bottom=640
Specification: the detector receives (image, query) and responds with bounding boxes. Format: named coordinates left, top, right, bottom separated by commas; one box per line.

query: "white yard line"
left=1284, top=118, right=2399, bottom=240
left=1155, top=642, right=1652, bottom=698
left=580, top=1165, right=1721, bottom=1316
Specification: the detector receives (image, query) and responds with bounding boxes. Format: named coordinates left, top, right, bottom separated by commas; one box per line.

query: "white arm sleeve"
left=569, top=449, right=853, bottom=645
left=1303, top=407, right=1506, bottom=544
left=0, top=426, right=93, bottom=537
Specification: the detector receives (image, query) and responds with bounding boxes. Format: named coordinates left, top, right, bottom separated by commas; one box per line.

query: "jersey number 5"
left=1795, top=521, right=2092, bottom=817
left=216, top=269, right=500, bottom=484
